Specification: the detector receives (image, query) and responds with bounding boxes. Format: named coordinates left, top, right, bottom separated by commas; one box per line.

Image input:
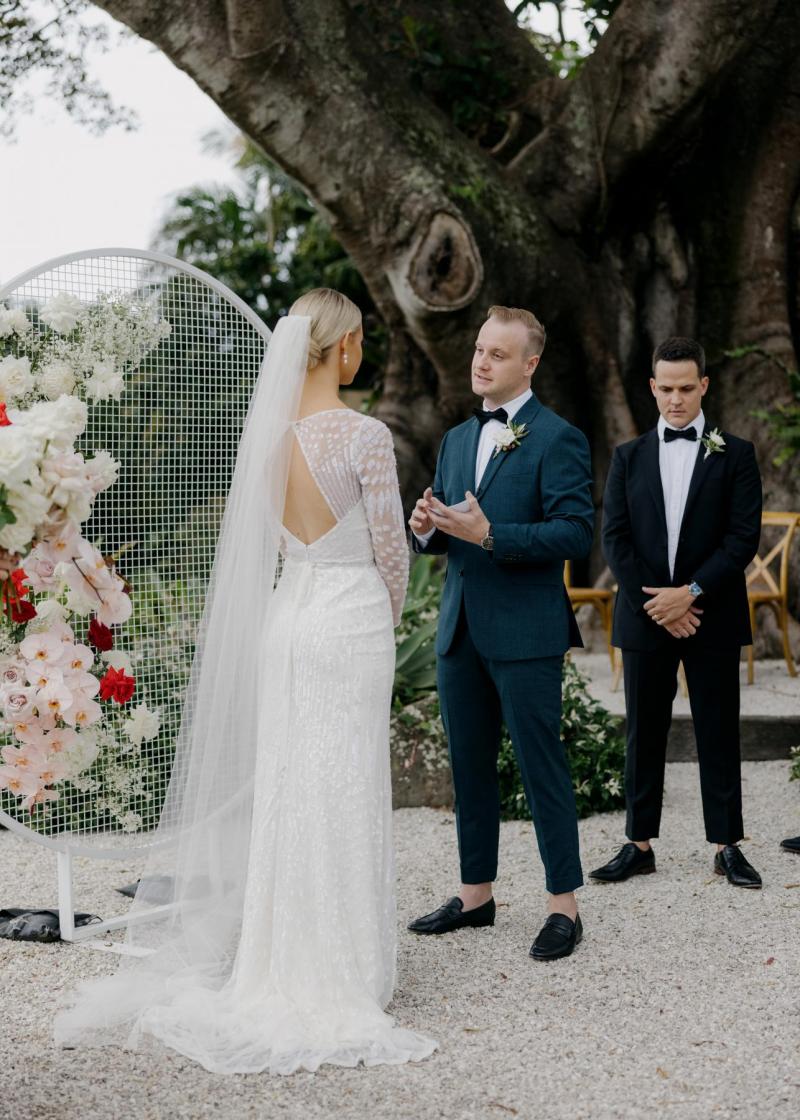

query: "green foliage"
left=725, top=345, right=800, bottom=470
left=393, top=556, right=443, bottom=705
left=0, top=0, right=135, bottom=138
left=153, top=139, right=384, bottom=389
left=514, top=1, right=620, bottom=77
left=498, top=655, right=626, bottom=820
left=393, top=561, right=626, bottom=820
left=790, top=745, right=800, bottom=784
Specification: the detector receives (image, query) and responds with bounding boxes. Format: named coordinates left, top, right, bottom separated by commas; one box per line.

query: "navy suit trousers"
left=437, top=609, right=583, bottom=895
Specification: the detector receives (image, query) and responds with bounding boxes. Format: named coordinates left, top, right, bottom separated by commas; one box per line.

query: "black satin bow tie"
left=473, top=407, right=509, bottom=427
left=664, top=426, right=697, bottom=443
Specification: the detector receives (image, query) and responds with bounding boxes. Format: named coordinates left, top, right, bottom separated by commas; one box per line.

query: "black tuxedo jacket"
left=602, top=424, right=762, bottom=652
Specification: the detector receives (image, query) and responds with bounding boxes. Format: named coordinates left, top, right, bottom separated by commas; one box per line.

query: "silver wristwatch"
left=688, top=581, right=703, bottom=597
left=480, top=526, right=494, bottom=551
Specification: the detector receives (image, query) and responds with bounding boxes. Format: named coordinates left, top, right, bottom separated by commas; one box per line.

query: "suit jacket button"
left=459, top=569, right=464, bottom=576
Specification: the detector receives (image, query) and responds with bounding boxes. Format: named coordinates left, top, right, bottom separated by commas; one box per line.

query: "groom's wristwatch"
left=480, top=525, right=494, bottom=551
left=688, top=581, right=703, bottom=597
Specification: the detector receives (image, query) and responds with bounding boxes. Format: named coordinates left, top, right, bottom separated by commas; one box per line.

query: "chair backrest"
left=564, top=559, right=573, bottom=588
left=746, top=511, right=800, bottom=598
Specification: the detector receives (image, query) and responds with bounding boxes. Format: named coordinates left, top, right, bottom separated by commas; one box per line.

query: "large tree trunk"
left=92, top=0, right=800, bottom=613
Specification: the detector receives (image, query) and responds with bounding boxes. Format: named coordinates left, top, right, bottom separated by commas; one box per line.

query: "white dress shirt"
left=658, top=409, right=705, bottom=579
left=415, top=387, right=533, bottom=546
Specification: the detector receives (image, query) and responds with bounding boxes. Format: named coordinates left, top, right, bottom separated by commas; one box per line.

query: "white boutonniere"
left=492, top=420, right=529, bottom=458
left=701, top=427, right=726, bottom=460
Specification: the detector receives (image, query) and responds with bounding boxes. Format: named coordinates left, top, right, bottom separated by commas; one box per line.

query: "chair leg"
left=780, top=605, right=798, bottom=678
left=746, top=602, right=757, bottom=685
left=603, top=602, right=614, bottom=669
left=611, top=647, right=623, bottom=692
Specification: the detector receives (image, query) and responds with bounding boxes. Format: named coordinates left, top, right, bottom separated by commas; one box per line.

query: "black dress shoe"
left=407, top=896, right=495, bottom=935
left=714, top=845, right=762, bottom=889
left=589, top=842, right=656, bottom=882
left=529, top=913, right=583, bottom=961
left=780, top=836, right=800, bottom=853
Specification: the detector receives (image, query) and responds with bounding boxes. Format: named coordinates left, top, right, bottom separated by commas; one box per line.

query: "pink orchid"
left=41, top=727, right=78, bottom=754
left=13, top=714, right=56, bottom=741
left=20, top=631, right=65, bottom=666
left=63, top=669, right=100, bottom=698
left=36, top=754, right=72, bottom=784
left=36, top=679, right=74, bottom=719
left=21, top=785, right=60, bottom=811
left=62, top=642, right=95, bottom=673
left=0, top=764, right=40, bottom=798
left=1, top=742, right=49, bottom=771
left=62, top=694, right=102, bottom=728
left=25, top=663, right=65, bottom=690
left=95, top=587, right=132, bottom=626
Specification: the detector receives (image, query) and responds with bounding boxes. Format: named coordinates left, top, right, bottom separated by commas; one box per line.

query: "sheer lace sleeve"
left=356, top=419, right=409, bottom=626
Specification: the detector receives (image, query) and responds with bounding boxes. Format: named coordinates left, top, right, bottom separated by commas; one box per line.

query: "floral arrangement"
left=492, top=419, right=529, bottom=458
left=0, top=291, right=169, bottom=825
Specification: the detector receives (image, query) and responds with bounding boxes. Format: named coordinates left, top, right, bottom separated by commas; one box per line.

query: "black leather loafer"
left=714, top=845, right=762, bottom=889
left=780, top=836, right=800, bottom=854
left=589, top=842, right=656, bottom=882
left=407, top=896, right=495, bottom=935
left=529, top=913, right=583, bottom=961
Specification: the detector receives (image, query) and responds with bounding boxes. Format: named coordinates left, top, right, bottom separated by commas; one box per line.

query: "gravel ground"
left=2, top=760, right=799, bottom=1120
left=573, top=653, right=800, bottom=719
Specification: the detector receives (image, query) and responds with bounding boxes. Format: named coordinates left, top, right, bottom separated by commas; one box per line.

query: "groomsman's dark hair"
left=652, top=336, right=706, bottom=377
left=488, top=305, right=546, bottom=357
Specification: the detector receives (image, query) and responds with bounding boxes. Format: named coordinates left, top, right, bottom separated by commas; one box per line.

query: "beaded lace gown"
left=132, top=408, right=437, bottom=1074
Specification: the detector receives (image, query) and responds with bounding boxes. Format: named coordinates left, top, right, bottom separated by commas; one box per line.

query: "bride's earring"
left=342, top=352, right=348, bottom=366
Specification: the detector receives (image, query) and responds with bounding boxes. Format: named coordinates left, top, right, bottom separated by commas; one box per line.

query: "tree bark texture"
left=91, top=0, right=800, bottom=613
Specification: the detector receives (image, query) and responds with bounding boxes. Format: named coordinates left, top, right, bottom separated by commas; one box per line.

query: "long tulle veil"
left=55, top=315, right=312, bottom=1046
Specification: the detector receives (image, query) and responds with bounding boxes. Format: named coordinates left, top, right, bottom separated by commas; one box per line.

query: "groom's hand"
left=643, top=585, right=696, bottom=627
left=409, top=487, right=435, bottom=535
left=663, top=607, right=704, bottom=639
left=427, top=492, right=490, bottom=545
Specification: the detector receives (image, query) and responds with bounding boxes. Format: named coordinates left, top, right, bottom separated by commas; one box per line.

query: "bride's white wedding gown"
left=117, top=408, right=436, bottom=1074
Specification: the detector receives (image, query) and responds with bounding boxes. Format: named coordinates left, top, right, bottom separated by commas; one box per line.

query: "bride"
left=55, top=288, right=437, bottom=1074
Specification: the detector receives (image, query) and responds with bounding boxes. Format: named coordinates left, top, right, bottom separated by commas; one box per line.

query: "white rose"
left=0, top=427, right=37, bottom=485
left=493, top=427, right=517, bottom=450
left=37, top=360, right=76, bottom=400
left=123, top=703, right=160, bottom=747
left=0, top=518, right=35, bottom=555
left=39, top=292, right=83, bottom=334
left=12, top=396, right=87, bottom=448
left=0, top=355, right=35, bottom=403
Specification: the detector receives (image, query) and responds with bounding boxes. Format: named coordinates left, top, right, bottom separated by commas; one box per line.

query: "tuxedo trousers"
left=437, top=608, right=583, bottom=895
left=622, top=644, right=744, bottom=844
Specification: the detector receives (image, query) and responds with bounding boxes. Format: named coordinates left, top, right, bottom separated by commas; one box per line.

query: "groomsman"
left=594, top=337, right=764, bottom=888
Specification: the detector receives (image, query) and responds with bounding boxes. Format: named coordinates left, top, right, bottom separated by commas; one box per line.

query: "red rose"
left=10, top=598, right=36, bottom=623
left=87, top=618, right=114, bottom=651
left=10, top=568, right=29, bottom=597
left=0, top=403, right=11, bottom=426
left=99, top=665, right=136, bottom=704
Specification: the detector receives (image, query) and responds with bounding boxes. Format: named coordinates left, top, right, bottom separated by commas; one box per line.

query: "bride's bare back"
left=283, top=427, right=339, bottom=545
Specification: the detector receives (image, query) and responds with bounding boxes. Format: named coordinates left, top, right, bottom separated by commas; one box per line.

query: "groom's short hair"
left=487, top=305, right=546, bottom=357
left=652, top=336, right=706, bottom=377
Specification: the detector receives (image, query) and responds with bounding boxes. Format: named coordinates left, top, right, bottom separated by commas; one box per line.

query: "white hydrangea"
left=84, top=449, right=120, bottom=494
left=102, top=648, right=134, bottom=675
left=37, top=360, right=76, bottom=400
left=123, top=703, right=160, bottom=747
left=40, top=292, right=83, bottom=334
left=62, top=729, right=100, bottom=778
left=0, top=355, right=35, bottom=403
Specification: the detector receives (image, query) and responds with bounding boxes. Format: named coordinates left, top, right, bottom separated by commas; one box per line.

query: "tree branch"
left=511, top=0, right=784, bottom=232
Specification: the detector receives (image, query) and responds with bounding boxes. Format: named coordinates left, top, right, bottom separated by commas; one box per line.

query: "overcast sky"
left=0, top=3, right=589, bottom=289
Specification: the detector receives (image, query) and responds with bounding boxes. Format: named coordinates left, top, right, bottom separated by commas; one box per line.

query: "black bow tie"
left=664, top=426, right=697, bottom=443
left=473, top=407, right=509, bottom=427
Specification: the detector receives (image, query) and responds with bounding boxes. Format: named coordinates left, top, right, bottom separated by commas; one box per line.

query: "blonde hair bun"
left=290, top=288, right=362, bottom=370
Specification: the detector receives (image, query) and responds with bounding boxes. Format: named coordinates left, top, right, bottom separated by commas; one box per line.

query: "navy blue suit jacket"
left=415, top=393, right=594, bottom=660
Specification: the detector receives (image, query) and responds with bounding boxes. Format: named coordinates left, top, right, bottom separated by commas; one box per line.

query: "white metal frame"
left=0, top=248, right=271, bottom=950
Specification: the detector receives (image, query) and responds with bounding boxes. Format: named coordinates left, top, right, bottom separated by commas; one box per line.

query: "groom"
left=407, top=305, right=594, bottom=960
left=593, top=336, right=763, bottom=888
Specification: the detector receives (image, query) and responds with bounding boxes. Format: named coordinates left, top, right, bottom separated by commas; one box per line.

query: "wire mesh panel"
left=0, top=250, right=270, bottom=856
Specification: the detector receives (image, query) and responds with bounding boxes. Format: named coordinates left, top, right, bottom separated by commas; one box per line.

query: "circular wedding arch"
left=0, top=249, right=271, bottom=937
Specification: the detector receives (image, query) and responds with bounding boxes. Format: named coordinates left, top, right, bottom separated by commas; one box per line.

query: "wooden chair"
left=564, top=561, right=615, bottom=667
left=745, top=511, right=800, bottom=684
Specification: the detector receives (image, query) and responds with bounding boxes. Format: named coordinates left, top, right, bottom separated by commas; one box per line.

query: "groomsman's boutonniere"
left=492, top=420, right=529, bottom=458
left=701, top=427, right=726, bottom=460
